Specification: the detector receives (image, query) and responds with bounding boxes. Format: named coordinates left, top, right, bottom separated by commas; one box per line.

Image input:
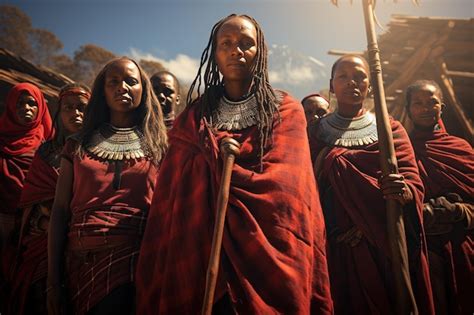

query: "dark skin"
left=16, top=92, right=39, bottom=125
left=331, top=56, right=413, bottom=206
left=302, top=96, right=330, bottom=124
left=215, top=16, right=257, bottom=100
left=330, top=56, right=369, bottom=118
left=407, top=83, right=443, bottom=131
left=104, top=59, right=143, bottom=127
left=60, top=94, right=89, bottom=134
left=48, top=60, right=142, bottom=315
left=28, top=94, right=88, bottom=237
left=151, top=73, right=180, bottom=116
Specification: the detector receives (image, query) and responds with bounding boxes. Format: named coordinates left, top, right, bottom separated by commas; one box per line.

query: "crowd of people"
left=0, top=13, right=472, bottom=315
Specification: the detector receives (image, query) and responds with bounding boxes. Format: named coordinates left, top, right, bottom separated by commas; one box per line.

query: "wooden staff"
left=362, top=1, right=418, bottom=314
left=202, top=137, right=241, bottom=315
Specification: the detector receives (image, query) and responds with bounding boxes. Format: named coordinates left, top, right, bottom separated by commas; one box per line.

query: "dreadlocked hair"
left=75, top=56, right=168, bottom=165
left=186, top=14, right=279, bottom=168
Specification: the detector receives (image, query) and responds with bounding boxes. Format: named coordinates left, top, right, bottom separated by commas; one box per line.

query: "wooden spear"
left=202, top=137, right=241, bottom=315
left=361, top=0, right=418, bottom=313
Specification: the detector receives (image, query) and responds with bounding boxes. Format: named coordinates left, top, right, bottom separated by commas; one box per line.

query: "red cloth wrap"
left=0, top=83, right=53, bottom=215
left=309, top=118, right=434, bottom=315
left=411, top=127, right=474, bottom=315
left=0, top=152, right=35, bottom=214
left=0, top=83, right=53, bottom=156
left=61, top=139, right=158, bottom=315
left=7, top=146, right=58, bottom=315
left=410, top=127, right=473, bottom=201
left=19, top=147, right=59, bottom=208
left=136, top=92, right=333, bottom=314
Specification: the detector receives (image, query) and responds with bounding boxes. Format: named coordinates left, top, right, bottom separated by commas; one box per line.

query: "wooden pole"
left=201, top=137, right=241, bottom=315
left=362, top=1, right=418, bottom=314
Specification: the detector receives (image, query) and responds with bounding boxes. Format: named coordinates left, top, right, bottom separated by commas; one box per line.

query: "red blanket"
left=0, top=152, right=35, bottom=215
left=7, top=146, right=59, bottom=315
left=411, top=127, right=473, bottom=315
left=136, top=92, right=333, bottom=314
left=309, top=118, right=434, bottom=315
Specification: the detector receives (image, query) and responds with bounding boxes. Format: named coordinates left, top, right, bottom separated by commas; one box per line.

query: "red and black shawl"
left=411, top=126, right=473, bottom=315
left=309, top=117, right=434, bottom=315
left=7, top=144, right=59, bottom=315
left=136, top=92, right=333, bottom=314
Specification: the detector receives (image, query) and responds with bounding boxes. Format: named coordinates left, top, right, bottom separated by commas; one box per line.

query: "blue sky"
left=7, top=0, right=474, bottom=97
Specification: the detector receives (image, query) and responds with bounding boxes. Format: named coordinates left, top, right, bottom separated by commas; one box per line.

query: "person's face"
left=331, top=57, right=370, bottom=106
left=408, top=84, right=443, bottom=129
left=303, top=96, right=330, bottom=124
left=16, top=92, right=39, bottom=125
left=60, top=94, right=88, bottom=134
left=215, top=16, right=258, bottom=83
left=104, top=59, right=142, bottom=114
left=151, top=74, right=180, bottom=116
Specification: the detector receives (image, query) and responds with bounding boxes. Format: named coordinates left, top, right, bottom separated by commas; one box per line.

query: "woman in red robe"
left=0, top=83, right=52, bottom=307
left=406, top=80, right=473, bottom=315
left=308, top=55, right=434, bottom=314
left=7, top=83, right=91, bottom=315
left=136, top=14, right=333, bottom=315
left=47, top=57, right=168, bottom=315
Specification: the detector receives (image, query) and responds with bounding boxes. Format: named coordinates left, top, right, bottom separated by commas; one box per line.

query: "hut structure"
left=0, top=47, right=73, bottom=115
left=329, top=14, right=474, bottom=144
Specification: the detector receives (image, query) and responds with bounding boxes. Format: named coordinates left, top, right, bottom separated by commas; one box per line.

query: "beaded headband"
left=59, top=88, right=91, bottom=101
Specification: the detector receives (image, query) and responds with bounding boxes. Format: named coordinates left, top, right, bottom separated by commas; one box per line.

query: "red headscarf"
left=0, top=83, right=53, bottom=156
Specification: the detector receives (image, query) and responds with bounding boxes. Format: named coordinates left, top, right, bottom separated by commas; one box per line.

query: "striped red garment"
left=309, top=117, right=435, bottom=315
left=66, top=206, right=147, bottom=315
left=7, top=147, right=58, bottom=315
left=136, top=91, right=333, bottom=314
left=410, top=125, right=474, bottom=314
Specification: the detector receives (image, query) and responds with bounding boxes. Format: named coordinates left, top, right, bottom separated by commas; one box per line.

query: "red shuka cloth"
left=410, top=127, right=474, bottom=315
left=0, top=152, right=35, bottom=215
left=62, top=138, right=158, bottom=315
left=7, top=143, right=59, bottom=315
left=309, top=117, right=435, bottom=315
left=136, top=92, right=333, bottom=314
left=0, top=83, right=53, bottom=215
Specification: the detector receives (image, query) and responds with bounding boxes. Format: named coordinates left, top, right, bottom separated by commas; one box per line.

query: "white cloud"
left=287, top=66, right=315, bottom=83
left=269, top=66, right=316, bottom=86
left=268, top=70, right=282, bottom=84
left=128, top=48, right=200, bottom=83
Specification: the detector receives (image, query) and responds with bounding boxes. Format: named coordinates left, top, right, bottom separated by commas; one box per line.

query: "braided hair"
left=186, top=14, right=279, bottom=164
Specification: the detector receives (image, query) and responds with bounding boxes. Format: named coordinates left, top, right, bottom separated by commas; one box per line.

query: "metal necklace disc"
left=212, top=94, right=260, bottom=131
left=86, top=123, right=148, bottom=161
left=318, top=111, right=378, bottom=147
left=211, top=91, right=283, bottom=131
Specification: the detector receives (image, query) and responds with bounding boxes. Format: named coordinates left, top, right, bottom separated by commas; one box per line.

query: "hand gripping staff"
left=202, top=137, right=241, bottom=315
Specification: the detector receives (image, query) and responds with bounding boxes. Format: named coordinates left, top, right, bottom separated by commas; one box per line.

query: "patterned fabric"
left=410, top=126, right=474, bottom=315
left=136, top=91, right=333, bottom=314
left=410, top=127, right=474, bottom=201
left=309, top=118, right=435, bottom=315
left=7, top=145, right=58, bottom=315
left=0, top=151, right=35, bottom=214
left=19, top=142, right=60, bottom=208
left=61, top=139, right=158, bottom=315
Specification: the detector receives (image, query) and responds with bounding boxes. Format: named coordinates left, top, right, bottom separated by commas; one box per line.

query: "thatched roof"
left=330, top=14, right=474, bottom=144
left=0, top=47, right=74, bottom=115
